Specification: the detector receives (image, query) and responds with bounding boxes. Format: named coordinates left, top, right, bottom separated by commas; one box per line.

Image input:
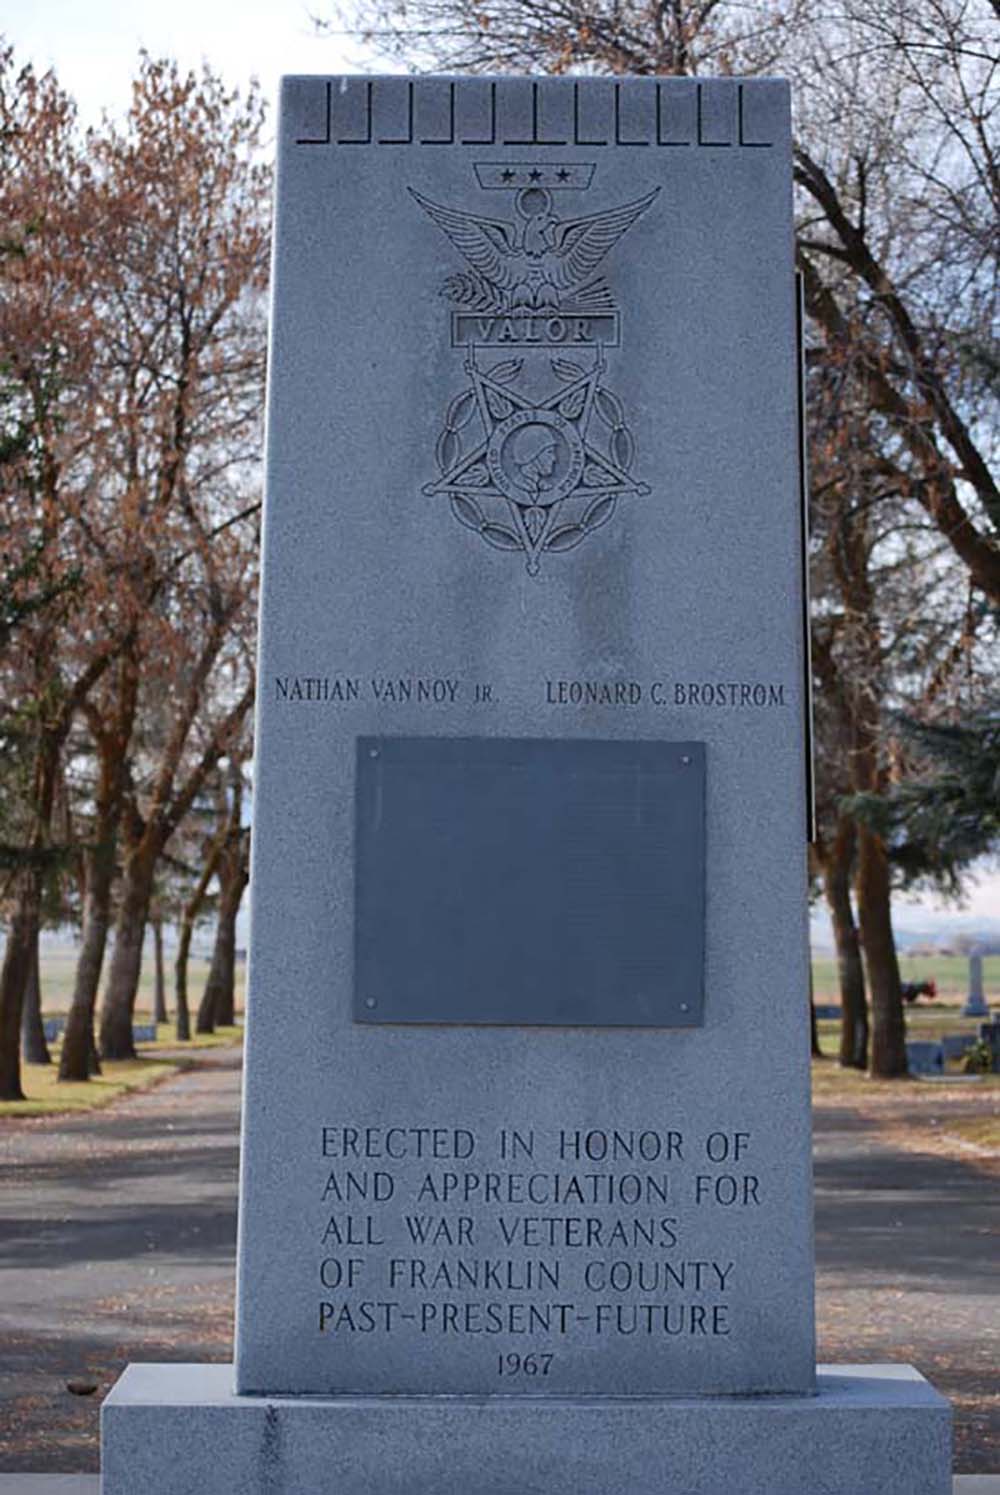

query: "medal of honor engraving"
left=415, top=174, right=656, bottom=574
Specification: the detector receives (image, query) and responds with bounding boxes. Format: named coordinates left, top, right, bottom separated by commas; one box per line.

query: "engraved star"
left=501, top=168, right=516, bottom=182
left=424, top=349, right=648, bottom=578
left=528, top=168, right=543, bottom=181
left=556, top=168, right=571, bottom=181
left=424, top=352, right=648, bottom=511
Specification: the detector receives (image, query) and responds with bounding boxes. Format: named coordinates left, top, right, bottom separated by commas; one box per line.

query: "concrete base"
left=1, top=1485, right=984, bottom=1495
left=25, top=1477, right=1000, bottom=1493
left=100, top=1362, right=952, bottom=1494
left=5, top=1485, right=989, bottom=1495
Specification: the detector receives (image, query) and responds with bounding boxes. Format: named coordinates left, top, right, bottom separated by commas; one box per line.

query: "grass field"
left=28, top=947, right=992, bottom=1031
left=0, top=1024, right=243, bottom=1116
left=815, top=1006, right=987, bottom=1046
left=11, top=941, right=995, bottom=1122
left=0, top=1055, right=181, bottom=1117
left=811, top=951, right=999, bottom=1004
left=0, top=944, right=247, bottom=1116
left=35, top=944, right=246, bottom=1020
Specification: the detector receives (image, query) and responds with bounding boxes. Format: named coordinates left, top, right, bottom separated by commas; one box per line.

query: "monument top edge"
left=279, top=72, right=791, bottom=88
left=278, top=70, right=790, bottom=150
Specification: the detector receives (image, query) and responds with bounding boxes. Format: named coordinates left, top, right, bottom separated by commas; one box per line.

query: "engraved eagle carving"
left=409, top=184, right=660, bottom=312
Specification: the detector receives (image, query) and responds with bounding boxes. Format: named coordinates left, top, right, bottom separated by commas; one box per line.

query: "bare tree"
left=792, top=0, right=999, bottom=601
left=317, top=0, right=999, bottom=1077
left=0, top=52, right=267, bottom=1093
left=71, top=58, right=268, bottom=1061
left=327, top=0, right=811, bottom=75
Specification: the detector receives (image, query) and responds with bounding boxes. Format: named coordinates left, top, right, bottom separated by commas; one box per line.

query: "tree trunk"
left=19, top=936, right=50, bottom=1064
left=64, top=650, right=139, bottom=1080
left=152, top=915, right=167, bottom=1026
left=99, top=844, right=157, bottom=1060
left=809, top=967, right=822, bottom=1059
left=175, top=829, right=227, bottom=1042
left=60, top=850, right=115, bottom=1082
left=196, top=855, right=247, bottom=1033
left=0, top=869, right=43, bottom=1100
left=823, top=817, right=868, bottom=1070
left=195, top=935, right=222, bottom=1034
left=213, top=915, right=240, bottom=1029
left=0, top=652, right=118, bottom=1098
left=174, top=929, right=193, bottom=1043
left=856, top=823, right=908, bottom=1078
left=828, top=497, right=906, bottom=1079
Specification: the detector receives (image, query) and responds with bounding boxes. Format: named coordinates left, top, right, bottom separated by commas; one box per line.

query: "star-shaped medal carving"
left=423, top=348, right=650, bottom=576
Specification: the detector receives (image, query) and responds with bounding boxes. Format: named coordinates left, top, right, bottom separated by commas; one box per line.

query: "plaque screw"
left=369, top=747, right=379, bottom=759
left=680, top=754, right=691, bottom=766
left=365, top=996, right=377, bottom=1010
left=680, top=1002, right=690, bottom=1013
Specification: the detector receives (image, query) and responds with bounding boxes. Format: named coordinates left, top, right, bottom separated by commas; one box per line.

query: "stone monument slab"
left=236, top=72, right=813, bottom=1401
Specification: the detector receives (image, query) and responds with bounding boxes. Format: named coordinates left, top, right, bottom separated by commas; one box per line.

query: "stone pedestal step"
left=95, top=1360, right=956, bottom=1495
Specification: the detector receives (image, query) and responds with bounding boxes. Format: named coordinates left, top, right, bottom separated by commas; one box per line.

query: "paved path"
left=0, top=1058, right=997, bottom=1474
left=0, top=1057, right=239, bottom=1472
left=813, top=1103, right=999, bottom=1472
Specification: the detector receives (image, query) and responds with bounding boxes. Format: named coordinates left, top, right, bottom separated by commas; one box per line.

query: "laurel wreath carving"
left=544, top=494, right=618, bottom=553
left=594, top=386, right=636, bottom=470
left=558, top=386, right=585, bottom=420
left=441, top=271, right=506, bottom=312
left=449, top=492, right=522, bottom=551
left=486, top=359, right=523, bottom=384
left=435, top=388, right=479, bottom=474
left=552, top=358, right=586, bottom=382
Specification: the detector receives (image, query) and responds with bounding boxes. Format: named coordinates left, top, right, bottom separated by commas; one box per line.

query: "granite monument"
left=101, top=74, right=952, bottom=1493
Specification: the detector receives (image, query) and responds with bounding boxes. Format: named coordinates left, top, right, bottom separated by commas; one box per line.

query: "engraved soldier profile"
left=413, top=169, right=659, bottom=575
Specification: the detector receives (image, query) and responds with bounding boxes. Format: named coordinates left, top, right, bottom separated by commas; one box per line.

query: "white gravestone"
left=962, top=949, right=990, bottom=1018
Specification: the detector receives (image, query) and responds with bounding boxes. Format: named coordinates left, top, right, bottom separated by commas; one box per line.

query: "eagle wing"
left=409, top=188, right=520, bottom=289
left=547, top=188, right=661, bottom=291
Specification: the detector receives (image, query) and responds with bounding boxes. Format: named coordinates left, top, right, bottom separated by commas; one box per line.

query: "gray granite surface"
left=3, top=1478, right=990, bottom=1493
left=236, top=73, right=814, bottom=1401
left=99, top=1362, right=952, bottom=1494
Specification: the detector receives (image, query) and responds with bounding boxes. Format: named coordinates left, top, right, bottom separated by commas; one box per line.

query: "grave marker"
left=962, top=948, right=990, bottom=1018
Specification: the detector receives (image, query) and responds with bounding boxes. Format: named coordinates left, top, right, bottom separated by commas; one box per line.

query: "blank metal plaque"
left=353, top=737, right=705, bottom=1028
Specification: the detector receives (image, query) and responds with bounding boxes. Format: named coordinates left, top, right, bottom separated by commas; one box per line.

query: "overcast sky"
left=7, top=2, right=999, bottom=940
left=5, top=0, right=363, bottom=124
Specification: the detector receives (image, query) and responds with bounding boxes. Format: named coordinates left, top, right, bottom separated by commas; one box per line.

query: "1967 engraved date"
left=498, top=1353, right=554, bottom=1377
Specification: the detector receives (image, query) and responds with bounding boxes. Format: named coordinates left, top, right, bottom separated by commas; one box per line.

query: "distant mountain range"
left=810, top=909, right=1000, bottom=956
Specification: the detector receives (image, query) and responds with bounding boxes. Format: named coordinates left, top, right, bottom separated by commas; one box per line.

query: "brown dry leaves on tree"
left=0, top=51, right=269, bottom=1097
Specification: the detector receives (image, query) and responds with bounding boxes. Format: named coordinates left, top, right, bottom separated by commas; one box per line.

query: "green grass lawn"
left=141, top=1023, right=243, bottom=1051
left=35, top=947, right=986, bottom=1017
left=35, top=945, right=246, bottom=1019
left=816, top=1007, right=988, bottom=1045
left=6, top=941, right=246, bottom=1116
left=809, top=1055, right=1000, bottom=1152
left=0, top=1055, right=181, bottom=1117
left=1, top=1024, right=243, bottom=1117
left=812, top=951, right=999, bottom=1003
left=946, top=1114, right=1000, bottom=1150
